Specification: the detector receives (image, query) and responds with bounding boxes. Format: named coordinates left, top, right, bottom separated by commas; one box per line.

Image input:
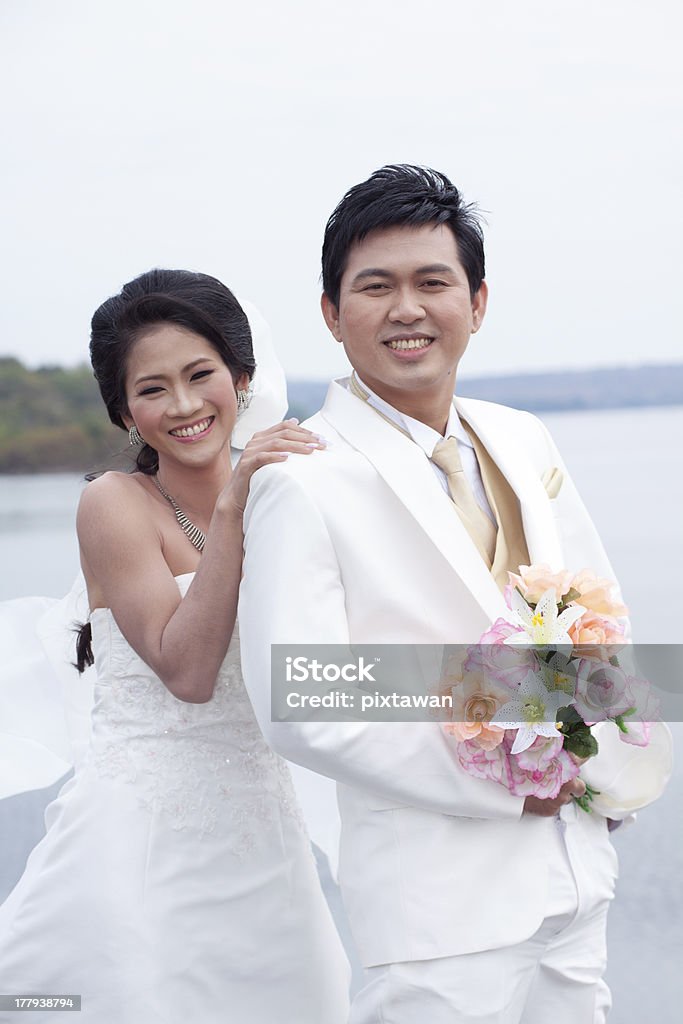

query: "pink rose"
left=617, top=675, right=660, bottom=747
left=515, top=734, right=565, bottom=773
left=618, top=720, right=651, bottom=747
left=478, top=617, right=523, bottom=645
left=465, top=640, right=538, bottom=692
left=441, top=648, right=469, bottom=683
left=573, top=661, right=633, bottom=723
left=456, top=738, right=511, bottom=787
left=504, top=733, right=579, bottom=799
left=626, top=675, right=660, bottom=721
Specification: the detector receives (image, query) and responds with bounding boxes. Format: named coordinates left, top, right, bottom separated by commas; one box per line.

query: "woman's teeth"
left=170, top=417, right=213, bottom=437
left=386, top=337, right=433, bottom=351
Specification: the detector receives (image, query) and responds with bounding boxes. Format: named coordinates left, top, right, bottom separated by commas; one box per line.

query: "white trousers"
left=350, top=818, right=613, bottom=1024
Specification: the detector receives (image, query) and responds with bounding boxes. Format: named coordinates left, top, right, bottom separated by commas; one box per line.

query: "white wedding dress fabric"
left=0, top=575, right=349, bottom=1023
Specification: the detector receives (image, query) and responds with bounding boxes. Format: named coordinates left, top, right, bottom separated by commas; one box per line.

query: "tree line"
left=0, top=357, right=126, bottom=473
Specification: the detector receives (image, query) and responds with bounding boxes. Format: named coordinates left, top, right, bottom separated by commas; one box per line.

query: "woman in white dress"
left=0, top=269, right=350, bottom=1023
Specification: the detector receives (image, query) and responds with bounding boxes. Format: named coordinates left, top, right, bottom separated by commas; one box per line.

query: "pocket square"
left=541, top=466, right=563, bottom=499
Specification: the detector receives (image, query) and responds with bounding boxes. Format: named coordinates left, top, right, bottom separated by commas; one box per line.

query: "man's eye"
left=423, top=279, right=448, bottom=288
left=363, top=283, right=389, bottom=291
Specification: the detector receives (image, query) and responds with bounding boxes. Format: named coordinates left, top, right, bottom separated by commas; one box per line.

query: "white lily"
left=491, top=672, right=572, bottom=754
left=503, top=587, right=586, bottom=646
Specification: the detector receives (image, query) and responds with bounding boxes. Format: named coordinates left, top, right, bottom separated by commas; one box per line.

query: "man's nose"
left=387, top=288, right=427, bottom=324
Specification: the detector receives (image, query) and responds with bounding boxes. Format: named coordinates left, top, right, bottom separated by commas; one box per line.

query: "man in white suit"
left=239, top=165, right=640, bottom=1022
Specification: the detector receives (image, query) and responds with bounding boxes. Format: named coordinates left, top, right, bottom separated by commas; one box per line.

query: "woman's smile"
left=169, top=415, right=216, bottom=441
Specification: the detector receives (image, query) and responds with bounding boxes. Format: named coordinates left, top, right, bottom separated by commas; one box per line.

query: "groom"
left=239, top=165, right=623, bottom=1022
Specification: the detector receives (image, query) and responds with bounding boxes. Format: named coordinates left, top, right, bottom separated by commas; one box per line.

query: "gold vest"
left=461, top=421, right=530, bottom=592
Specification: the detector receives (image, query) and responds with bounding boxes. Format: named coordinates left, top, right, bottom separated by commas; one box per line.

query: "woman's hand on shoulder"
left=220, top=418, right=326, bottom=515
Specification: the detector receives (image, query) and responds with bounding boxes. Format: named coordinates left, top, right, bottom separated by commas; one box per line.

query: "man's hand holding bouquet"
left=442, top=565, right=666, bottom=816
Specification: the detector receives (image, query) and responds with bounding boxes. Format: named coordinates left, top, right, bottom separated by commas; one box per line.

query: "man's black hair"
left=322, top=164, right=485, bottom=306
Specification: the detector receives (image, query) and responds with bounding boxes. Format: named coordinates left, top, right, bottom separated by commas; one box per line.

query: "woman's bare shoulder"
left=77, top=471, right=158, bottom=547
left=78, top=470, right=150, bottom=512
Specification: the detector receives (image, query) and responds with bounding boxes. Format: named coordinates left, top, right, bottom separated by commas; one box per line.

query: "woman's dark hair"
left=75, top=269, right=255, bottom=672
left=321, top=164, right=486, bottom=307
left=90, top=267, right=255, bottom=474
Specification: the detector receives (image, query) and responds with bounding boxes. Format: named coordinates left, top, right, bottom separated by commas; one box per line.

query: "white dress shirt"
left=350, top=375, right=496, bottom=524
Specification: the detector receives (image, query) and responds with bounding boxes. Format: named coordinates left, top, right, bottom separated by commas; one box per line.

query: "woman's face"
left=123, top=324, right=248, bottom=470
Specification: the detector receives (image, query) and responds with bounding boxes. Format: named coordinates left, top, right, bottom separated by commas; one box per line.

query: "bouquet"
left=442, top=565, right=658, bottom=809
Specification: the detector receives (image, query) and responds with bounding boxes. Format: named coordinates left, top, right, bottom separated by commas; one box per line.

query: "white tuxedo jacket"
left=238, top=379, right=650, bottom=967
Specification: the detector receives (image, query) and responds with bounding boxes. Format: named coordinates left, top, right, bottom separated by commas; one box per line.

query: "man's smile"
left=383, top=336, right=434, bottom=352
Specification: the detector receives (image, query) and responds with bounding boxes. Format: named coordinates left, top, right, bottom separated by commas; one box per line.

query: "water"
left=0, top=473, right=84, bottom=600
left=536, top=406, right=683, bottom=643
left=1, top=405, right=682, bottom=1019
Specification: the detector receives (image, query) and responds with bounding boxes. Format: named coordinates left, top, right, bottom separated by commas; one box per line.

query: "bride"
left=0, top=269, right=350, bottom=1022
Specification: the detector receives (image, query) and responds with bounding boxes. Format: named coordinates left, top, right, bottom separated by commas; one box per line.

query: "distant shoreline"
left=287, top=364, right=683, bottom=420
left=1, top=357, right=681, bottom=473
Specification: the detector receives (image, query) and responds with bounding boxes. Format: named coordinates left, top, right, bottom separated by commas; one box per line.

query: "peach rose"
left=570, top=569, right=628, bottom=618
left=445, top=672, right=508, bottom=750
left=507, top=564, right=574, bottom=604
left=568, top=611, right=626, bottom=661
left=569, top=611, right=625, bottom=646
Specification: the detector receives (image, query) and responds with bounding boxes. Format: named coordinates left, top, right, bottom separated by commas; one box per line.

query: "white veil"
left=230, top=299, right=288, bottom=450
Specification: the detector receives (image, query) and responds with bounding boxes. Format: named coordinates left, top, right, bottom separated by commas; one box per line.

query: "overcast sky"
left=1, top=0, right=680, bottom=381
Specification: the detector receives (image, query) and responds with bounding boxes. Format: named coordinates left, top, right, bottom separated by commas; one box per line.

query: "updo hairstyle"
left=90, top=268, right=255, bottom=474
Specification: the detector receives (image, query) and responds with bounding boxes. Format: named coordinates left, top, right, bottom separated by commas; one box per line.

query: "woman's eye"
left=191, top=369, right=214, bottom=381
left=139, top=386, right=163, bottom=396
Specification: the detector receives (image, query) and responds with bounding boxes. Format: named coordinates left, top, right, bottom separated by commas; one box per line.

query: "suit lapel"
left=320, top=381, right=508, bottom=624
left=454, top=396, right=564, bottom=569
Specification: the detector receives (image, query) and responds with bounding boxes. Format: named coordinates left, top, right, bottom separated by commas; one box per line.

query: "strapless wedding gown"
left=0, top=575, right=349, bottom=1023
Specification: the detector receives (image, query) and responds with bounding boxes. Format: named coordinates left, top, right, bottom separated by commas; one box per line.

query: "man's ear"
left=471, top=280, right=488, bottom=334
left=321, top=293, right=343, bottom=343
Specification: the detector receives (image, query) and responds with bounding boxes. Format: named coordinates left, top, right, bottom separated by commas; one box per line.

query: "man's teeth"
left=386, top=338, right=433, bottom=351
left=171, top=418, right=212, bottom=437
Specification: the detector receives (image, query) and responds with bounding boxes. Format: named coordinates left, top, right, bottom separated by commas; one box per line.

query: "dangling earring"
left=129, top=424, right=145, bottom=446
left=236, top=383, right=253, bottom=416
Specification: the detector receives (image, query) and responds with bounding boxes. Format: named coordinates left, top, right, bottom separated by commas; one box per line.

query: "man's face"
left=321, top=223, right=487, bottom=424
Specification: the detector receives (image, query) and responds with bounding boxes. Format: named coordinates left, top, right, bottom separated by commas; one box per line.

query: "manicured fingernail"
left=315, top=435, right=328, bottom=443
left=286, top=417, right=299, bottom=424
left=305, top=442, right=325, bottom=448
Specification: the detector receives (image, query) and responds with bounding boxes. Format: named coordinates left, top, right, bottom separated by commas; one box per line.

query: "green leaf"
left=563, top=729, right=599, bottom=759
left=557, top=705, right=583, bottom=727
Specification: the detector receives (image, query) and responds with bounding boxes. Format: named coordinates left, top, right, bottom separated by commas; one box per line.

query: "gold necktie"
left=431, top=436, right=497, bottom=567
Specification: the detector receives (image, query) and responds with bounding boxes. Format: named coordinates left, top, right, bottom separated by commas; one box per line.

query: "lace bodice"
left=87, top=574, right=304, bottom=848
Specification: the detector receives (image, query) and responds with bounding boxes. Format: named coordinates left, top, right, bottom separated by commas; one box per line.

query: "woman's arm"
left=77, top=421, right=324, bottom=703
